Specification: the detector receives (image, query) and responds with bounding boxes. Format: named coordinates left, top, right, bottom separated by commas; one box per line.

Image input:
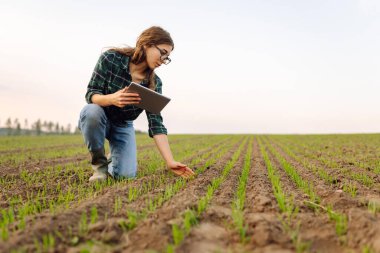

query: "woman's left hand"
left=167, top=161, right=195, bottom=179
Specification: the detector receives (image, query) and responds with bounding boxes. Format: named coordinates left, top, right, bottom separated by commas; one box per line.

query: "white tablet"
left=127, top=82, right=171, bottom=114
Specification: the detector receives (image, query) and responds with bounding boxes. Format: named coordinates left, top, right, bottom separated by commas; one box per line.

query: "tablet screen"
left=127, top=82, right=171, bottom=114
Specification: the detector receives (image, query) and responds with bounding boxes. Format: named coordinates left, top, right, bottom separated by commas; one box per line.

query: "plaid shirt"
left=85, top=50, right=168, bottom=138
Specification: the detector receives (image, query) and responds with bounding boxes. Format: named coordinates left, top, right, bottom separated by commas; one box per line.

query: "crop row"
left=0, top=135, right=232, bottom=243
left=258, top=136, right=354, bottom=251
left=261, top=137, right=348, bottom=238
left=270, top=135, right=380, bottom=175
left=0, top=134, right=207, bottom=167
left=0, top=135, right=85, bottom=152
left=231, top=136, right=253, bottom=241
left=0, top=135, right=227, bottom=192
left=165, top=137, right=250, bottom=252
left=66, top=136, right=240, bottom=252
left=257, top=137, right=308, bottom=252
left=3, top=136, right=244, bottom=252
left=0, top=134, right=200, bottom=153
left=268, top=136, right=379, bottom=198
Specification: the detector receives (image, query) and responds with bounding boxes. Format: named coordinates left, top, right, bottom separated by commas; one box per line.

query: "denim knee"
left=108, top=161, right=137, bottom=179
left=79, top=104, right=107, bottom=129
left=113, top=170, right=137, bottom=180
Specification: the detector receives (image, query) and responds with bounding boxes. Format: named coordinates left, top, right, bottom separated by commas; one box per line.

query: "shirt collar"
left=121, top=54, right=150, bottom=85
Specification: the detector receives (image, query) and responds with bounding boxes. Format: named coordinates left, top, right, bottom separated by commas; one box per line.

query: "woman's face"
left=145, top=44, right=173, bottom=70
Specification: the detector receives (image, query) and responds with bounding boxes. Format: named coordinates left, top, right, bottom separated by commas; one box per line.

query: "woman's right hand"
left=110, top=87, right=141, bottom=108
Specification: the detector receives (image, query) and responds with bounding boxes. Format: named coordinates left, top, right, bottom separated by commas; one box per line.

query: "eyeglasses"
left=153, top=45, right=171, bottom=65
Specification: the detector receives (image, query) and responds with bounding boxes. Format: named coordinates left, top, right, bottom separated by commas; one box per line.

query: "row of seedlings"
left=231, top=136, right=254, bottom=241
left=165, top=137, right=250, bottom=252
left=0, top=135, right=230, bottom=244
left=257, top=137, right=309, bottom=252
left=271, top=136, right=378, bottom=187
left=0, top=134, right=205, bottom=169
left=261, top=137, right=349, bottom=243
left=9, top=136, right=243, bottom=252
left=268, top=136, right=380, bottom=213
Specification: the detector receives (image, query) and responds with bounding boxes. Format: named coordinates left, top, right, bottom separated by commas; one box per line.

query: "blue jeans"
left=78, top=104, right=137, bottom=179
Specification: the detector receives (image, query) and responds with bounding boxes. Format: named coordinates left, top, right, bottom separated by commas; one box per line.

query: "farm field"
left=0, top=134, right=380, bottom=253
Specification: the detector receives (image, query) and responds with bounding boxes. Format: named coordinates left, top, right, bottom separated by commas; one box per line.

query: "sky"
left=0, top=0, right=379, bottom=134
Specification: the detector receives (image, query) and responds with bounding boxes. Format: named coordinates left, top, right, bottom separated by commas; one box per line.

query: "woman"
left=78, top=26, right=195, bottom=182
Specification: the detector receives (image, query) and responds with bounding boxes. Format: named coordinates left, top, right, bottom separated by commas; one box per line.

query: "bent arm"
left=91, top=94, right=113, bottom=107
left=153, top=134, right=174, bottom=164
left=153, top=134, right=195, bottom=178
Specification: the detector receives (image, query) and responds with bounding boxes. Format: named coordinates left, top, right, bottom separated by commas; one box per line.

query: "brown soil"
left=0, top=136, right=218, bottom=178
left=279, top=140, right=380, bottom=192
left=263, top=139, right=351, bottom=253
left=267, top=138, right=380, bottom=252
left=0, top=143, right=84, bottom=155
left=0, top=135, right=205, bottom=156
left=3, top=135, right=379, bottom=253
left=106, top=139, right=245, bottom=253
left=0, top=141, right=168, bottom=177
left=238, top=138, right=294, bottom=253
left=0, top=137, right=242, bottom=253
left=301, top=142, right=379, bottom=174
left=175, top=139, right=247, bottom=253
left=0, top=137, right=231, bottom=214
left=0, top=153, right=89, bottom=177
left=0, top=137, right=208, bottom=177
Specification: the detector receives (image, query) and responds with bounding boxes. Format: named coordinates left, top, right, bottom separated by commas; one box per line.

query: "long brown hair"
left=104, top=26, right=174, bottom=90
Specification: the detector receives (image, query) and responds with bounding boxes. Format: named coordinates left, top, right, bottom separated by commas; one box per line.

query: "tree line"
left=1, top=117, right=79, bottom=136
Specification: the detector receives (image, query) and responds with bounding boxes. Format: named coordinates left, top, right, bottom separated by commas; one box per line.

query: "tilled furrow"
left=0, top=137, right=240, bottom=253
left=0, top=136, right=209, bottom=176
left=175, top=139, right=247, bottom=253
left=241, top=138, right=293, bottom=253
left=112, top=141, right=244, bottom=253
left=267, top=137, right=380, bottom=251
left=261, top=138, right=349, bottom=253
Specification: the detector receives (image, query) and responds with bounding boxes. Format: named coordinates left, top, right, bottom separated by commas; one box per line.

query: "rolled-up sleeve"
left=146, top=76, right=168, bottom=138
left=85, top=51, right=113, bottom=104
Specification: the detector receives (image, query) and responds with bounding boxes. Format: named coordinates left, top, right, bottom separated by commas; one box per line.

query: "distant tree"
left=1, top=117, right=82, bottom=136
left=35, top=119, right=42, bottom=136
left=13, top=118, right=21, bottom=135
left=13, top=118, right=19, bottom=129
left=15, top=122, right=21, bottom=135
left=6, top=117, right=12, bottom=135
left=55, top=122, right=60, bottom=134
left=6, top=117, right=12, bottom=127
left=24, top=118, right=31, bottom=135
left=42, top=121, right=48, bottom=133
left=47, top=121, right=54, bottom=133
